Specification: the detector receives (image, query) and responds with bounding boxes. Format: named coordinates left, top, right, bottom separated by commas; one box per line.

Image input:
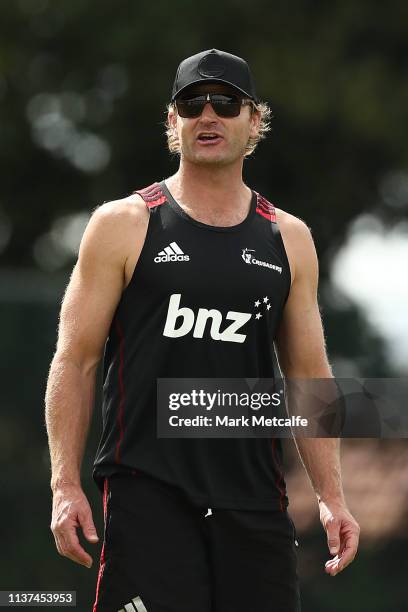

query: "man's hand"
left=319, top=500, right=360, bottom=577
left=51, top=483, right=99, bottom=568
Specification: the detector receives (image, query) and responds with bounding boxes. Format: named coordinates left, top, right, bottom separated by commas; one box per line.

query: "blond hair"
left=164, top=100, right=272, bottom=158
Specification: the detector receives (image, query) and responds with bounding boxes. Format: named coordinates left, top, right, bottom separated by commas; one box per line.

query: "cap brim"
left=172, top=79, right=258, bottom=103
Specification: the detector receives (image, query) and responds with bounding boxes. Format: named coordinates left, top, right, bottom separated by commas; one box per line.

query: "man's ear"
left=168, top=105, right=178, bottom=132
left=249, top=108, right=261, bottom=138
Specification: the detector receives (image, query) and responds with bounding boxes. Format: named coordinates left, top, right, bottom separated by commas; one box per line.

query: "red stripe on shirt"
left=255, top=192, right=277, bottom=222
left=271, top=438, right=286, bottom=511
left=92, top=477, right=109, bottom=612
left=134, top=182, right=167, bottom=208
left=114, top=318, right=125, bottom=464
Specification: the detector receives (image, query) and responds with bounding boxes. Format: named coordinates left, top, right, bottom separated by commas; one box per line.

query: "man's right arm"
left=45, top=195, right=147, bottom=568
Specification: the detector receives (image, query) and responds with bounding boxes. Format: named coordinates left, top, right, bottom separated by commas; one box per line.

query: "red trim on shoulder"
left=255, top=192, right=277, bottom=223
left=133, top=182, right=167, bottom=208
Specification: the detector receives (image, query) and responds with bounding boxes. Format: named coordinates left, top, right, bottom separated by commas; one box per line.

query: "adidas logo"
left=154, top=241, right=190, bottom=263
left=118, top=595, right=148, bottom=612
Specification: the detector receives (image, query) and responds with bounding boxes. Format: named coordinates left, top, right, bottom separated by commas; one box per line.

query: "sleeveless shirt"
left=93, top=180, right=292, bottom=510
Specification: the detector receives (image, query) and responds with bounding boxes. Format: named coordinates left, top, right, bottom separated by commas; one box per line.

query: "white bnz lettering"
left=163, top=294, right=252, bottom=343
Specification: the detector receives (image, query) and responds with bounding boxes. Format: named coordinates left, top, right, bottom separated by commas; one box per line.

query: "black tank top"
left=93, top=180, right=292, bottom=510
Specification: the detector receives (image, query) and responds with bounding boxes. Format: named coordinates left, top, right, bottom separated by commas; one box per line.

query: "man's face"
left=169, top=82, right=261, bottom=166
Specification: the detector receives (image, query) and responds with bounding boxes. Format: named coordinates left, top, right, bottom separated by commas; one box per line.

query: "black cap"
left=171, top=48, right=259, bottom=104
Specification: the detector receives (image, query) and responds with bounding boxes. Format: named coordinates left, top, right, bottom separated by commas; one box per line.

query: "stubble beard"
left=181, top=138, right=247, bottom=168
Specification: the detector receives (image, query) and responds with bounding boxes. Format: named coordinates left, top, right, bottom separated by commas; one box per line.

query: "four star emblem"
left=253, top=296, right=271, bottom=321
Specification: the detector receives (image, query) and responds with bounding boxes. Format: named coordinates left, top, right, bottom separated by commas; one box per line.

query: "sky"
left=331, top=213, right=408, bottom=372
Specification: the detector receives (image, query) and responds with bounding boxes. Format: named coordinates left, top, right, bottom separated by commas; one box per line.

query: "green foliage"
left=1, top=0, right=407, bottom=264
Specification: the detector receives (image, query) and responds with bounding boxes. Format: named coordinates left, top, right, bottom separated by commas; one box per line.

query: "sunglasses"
left=175, top=92, right=254, bottom=118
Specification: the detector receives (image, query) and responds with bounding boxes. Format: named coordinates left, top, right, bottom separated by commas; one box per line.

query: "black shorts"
left=93, top=471, right=301, bottom=612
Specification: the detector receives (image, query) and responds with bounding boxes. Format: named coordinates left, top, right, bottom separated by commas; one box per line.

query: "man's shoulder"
left=274, top=207, right=317, bottom=281
left=274, top=206, right=312, bottom=241
left=92, top=192, right=148, bottom=226
left=81, top=193, right=149, bottom=264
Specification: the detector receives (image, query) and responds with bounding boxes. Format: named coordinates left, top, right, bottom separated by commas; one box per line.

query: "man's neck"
left=165, top=159, right=253, bottom=226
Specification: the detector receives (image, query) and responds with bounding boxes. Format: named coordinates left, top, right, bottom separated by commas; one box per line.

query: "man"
left=46, top=49, right=360, bottom=612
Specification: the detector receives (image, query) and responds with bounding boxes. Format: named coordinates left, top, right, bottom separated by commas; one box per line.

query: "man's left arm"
left=275, top=213, right=360, bottom=577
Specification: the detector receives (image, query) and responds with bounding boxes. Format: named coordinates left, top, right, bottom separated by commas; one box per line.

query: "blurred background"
left=0, top=1, right=407, bottom=610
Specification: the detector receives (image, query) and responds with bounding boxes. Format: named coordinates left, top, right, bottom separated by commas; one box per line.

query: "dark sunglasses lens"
left=210, top=94, right=241, bottom=117
left=176, top=95, right=206, bottom=118
left=176, top=93, right=243, bottom=118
